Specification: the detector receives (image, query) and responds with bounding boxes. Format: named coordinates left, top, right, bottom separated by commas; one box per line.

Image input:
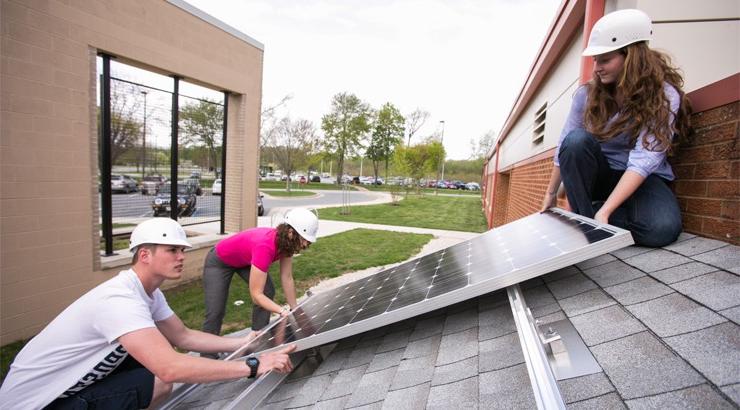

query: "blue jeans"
left=558, top=129, right=682, bottom=247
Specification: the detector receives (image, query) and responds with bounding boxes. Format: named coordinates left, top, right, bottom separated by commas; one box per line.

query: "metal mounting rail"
left=159, top=292, right=316, bottom=409
left=507, top=284, right=566, bottom=410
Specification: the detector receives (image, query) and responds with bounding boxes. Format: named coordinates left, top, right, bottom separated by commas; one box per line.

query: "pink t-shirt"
left=214, top=227, right=280, bottom=272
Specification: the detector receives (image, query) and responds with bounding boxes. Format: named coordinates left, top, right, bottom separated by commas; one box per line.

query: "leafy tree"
left=267, top=117, right=317, bottom=190
left=367, top=102, right=405, bottom=180
left=179, top=100, right=224, bottom=171
left=393, top=141, right=445, bottom=193
left=405, top=108, right=430, bottom=146
left=321, top=92, right=372, bottom=184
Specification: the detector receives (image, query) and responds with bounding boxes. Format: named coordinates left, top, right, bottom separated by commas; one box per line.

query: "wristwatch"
left=246, top=356, right=260, bottom=379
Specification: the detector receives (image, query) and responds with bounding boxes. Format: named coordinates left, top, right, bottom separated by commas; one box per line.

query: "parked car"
left=185, top=178, right=203, bottom=196
left=310, top=175, right=320, bottom=183
left=111, top=174, right=138, bottom=193
left=452, top=180, right=466, bottom=190
left=140, top=175, right=166, bottom=195
left=212, top=178, right=222, bottom=195
left=298, top=175, right=307, bottom=184
left=152, top=183, right=196, bottom=217
left=465, top=182, right=481, bottom=191
left=190, top=170, right=201, bottom=179
left=257, top=192, right=265, bottom=216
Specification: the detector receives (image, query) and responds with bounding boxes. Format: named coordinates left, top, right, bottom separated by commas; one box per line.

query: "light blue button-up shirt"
left=554, top=83, right=680, bottom=181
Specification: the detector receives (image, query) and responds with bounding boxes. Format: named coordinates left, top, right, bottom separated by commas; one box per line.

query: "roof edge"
left=487, top=0, right=584, bottom=160
left=687, top=72, right=740, bottom=113
left=167, top=0, right=265, bottom=51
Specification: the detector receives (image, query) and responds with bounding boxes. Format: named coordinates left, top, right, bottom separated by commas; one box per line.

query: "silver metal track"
left=508, top=284, right=566, bottom=410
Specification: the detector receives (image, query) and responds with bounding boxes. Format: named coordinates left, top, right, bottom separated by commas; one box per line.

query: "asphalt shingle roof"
left=176, top=234, right=740, bottom=409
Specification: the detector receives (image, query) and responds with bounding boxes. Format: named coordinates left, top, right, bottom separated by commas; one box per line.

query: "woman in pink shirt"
left=201, top=208, right=318, bottom=350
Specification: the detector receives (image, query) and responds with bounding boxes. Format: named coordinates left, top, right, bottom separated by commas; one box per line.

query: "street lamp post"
left=141, top=90, right=148, bottom=176
left=435, top=120, right=445, bottom=195
left=440, top=120, right=446, bottom=182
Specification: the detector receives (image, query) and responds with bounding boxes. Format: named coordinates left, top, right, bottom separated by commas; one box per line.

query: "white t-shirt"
left=0, top=269, right=174, bottom=409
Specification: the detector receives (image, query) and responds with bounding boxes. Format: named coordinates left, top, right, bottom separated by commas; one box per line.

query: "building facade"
left=1, top=0, right=264, bottom=344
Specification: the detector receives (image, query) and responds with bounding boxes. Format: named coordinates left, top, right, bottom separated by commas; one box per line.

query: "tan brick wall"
left=1, top=0, right=263, bottom=344
left=673, top=101, right=739, bottom=244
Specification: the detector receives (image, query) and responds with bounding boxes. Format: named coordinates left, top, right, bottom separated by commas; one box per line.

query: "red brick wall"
left=485, top=101, right=738, bottom=245
left=672, top=101, right=739, bottom=244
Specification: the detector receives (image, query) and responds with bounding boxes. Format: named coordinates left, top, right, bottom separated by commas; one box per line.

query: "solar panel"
left=163, top=208, right=633, bottom=408
left=237, top=208, right=633, bottom=356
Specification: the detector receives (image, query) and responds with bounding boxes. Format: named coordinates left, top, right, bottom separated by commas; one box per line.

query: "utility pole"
left=141, top=90, right=148, bottom=176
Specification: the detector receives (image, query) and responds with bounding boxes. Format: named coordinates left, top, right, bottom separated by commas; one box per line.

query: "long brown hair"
left=584, top=42, right=692, bottom=153
left=275, top=223, right=304, bottom=256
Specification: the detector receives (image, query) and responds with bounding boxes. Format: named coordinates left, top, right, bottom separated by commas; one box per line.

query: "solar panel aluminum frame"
left=231, top=208, right=633, bottom=358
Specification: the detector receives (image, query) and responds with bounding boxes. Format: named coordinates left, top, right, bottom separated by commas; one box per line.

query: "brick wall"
left=485, top=101, right=738, bottom=246
left=672, top=101, right=739, bottom=244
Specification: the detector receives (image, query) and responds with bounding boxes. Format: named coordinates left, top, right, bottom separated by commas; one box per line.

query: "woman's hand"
left=278, top=306, right=290, bottom=318
left=540, top=191, right=557, bottom=212
left=594, top=208, right=610, bottom=225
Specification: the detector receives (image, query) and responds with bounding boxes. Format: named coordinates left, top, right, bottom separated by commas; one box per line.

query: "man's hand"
left=256, top=345, right=297, bottom=377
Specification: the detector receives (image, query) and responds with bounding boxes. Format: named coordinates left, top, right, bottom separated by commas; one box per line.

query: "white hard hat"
left=582, top=9, right=652, bottom=56
left=284, top=208, right=318, bottom=243
left=129, top=218, right=192, bottom=250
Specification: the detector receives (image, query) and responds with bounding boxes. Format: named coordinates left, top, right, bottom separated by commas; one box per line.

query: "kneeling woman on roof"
left=541, top=9, right=691, bottom=247
left=201, top=208, right=318, bottom=346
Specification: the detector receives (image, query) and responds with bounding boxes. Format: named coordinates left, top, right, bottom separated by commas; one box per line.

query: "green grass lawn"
left=259, top=181, right=356, bottom=191
left=165, top=228, right=432, bottom=334
left=262, top=190, right=316, bottom=197
left=2, top=228, right=432, bottom=381
left=362, top=185, right=482, bottom=196
left=319, top=195, right=488, bottom=233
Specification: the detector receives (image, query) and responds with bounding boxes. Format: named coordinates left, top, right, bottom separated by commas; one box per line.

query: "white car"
left=212, top=178, right=222, bottom=195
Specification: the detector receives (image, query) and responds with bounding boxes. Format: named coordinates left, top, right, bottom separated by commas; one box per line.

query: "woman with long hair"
left=541, top=9, right=690, bottom=247
left=200, top=208, right=318, bottom=353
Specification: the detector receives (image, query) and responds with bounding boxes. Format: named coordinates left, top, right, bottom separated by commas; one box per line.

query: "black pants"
left=201, top=248, right=275, bottom=336
left=45, top=355, right=154, bottom=410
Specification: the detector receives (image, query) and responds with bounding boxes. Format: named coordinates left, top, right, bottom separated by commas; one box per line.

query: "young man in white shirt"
left=0, top=218, right=295, bottom=409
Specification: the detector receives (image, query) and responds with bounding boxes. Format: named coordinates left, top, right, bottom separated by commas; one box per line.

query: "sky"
left=183, top=0, right=562, bottom=160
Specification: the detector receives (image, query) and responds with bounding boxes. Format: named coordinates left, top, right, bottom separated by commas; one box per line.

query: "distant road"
left=261, top=190, right=390, bottom=215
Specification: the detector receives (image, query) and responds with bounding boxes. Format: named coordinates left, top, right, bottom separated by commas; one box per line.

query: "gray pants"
left=202, top=248, right=275, bottom=336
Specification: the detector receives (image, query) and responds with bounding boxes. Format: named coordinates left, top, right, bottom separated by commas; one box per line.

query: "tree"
left=405, top=108, right=430, bottom=146
left=267, top=117, right=317, bottom=190
left=321, top=92, right=372, bottom=184
left=367, top=102, right=405, bottom=180
left=393, top=140, right=445, bottom=193
left=260, top=94, right=293, bottom=168
left=179, top=100, right=224, bottom=171
left=469, top=129, right=496, bottom=160
left=104, top=81, right=144, bottom=166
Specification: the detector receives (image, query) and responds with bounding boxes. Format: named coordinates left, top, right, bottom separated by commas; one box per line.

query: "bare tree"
left=105, top=81, right=144, bottom=166
left=260, top=94, right=293, bottom=170
left=405, top=108, right=430, bottom=146
left=268, top=117, right=317, bottom=191
left=469, top=129, right=496, bottom=159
